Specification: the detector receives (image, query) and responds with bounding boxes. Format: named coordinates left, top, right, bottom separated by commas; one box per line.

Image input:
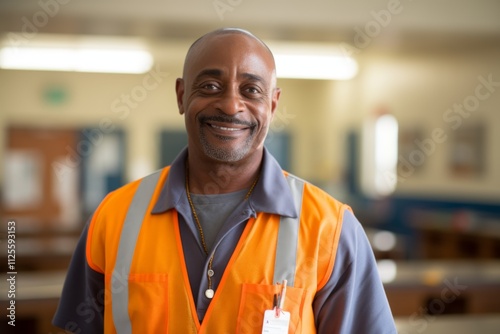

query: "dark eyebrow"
left=194, top=69, right=267, bottom=85
left=241, top=72, right=267, bottom=85
left=194, top=69, right=222, bottom=81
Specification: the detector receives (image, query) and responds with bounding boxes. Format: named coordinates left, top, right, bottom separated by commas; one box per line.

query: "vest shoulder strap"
left=273, top=174, right=304, bottom=287
left=112, top=170, right=162, bottom=334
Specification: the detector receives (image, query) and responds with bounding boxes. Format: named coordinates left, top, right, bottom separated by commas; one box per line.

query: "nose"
left=216, top=86, right=244, bottom=116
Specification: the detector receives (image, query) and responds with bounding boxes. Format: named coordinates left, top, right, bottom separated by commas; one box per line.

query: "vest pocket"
left=128, top=273, right=169, bottom=333
left=236, top=283, right=305, bottom=334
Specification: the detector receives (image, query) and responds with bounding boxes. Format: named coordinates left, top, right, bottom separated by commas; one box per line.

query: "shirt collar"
left=151, top=147, right=298, bottom=218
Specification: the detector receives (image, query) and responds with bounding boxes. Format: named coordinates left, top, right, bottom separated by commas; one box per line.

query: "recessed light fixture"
left=270, top=42, right=358, bottom=80
left=0, top=34, right=154, bottom=74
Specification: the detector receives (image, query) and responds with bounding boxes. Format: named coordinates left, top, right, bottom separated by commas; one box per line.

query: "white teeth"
left=211, top=124, right=241, bottom=131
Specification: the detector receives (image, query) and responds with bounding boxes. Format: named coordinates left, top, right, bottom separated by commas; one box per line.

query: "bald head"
left=182, top=28, right=276, bottom=83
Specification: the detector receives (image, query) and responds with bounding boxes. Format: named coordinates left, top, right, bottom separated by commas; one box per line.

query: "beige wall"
left=1, top=46, right=499, bottom=201
left=356, top=50, right=500, bottom=201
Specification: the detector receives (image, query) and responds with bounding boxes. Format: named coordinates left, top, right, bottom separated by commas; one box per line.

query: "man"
left=53, top=28, right=396, bottom=333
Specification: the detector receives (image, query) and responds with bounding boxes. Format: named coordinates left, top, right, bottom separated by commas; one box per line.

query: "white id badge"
left=261, top=309, right=290, bottom=334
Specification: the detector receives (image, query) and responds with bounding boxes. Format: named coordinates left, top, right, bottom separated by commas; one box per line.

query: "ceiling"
left=0, top=0, right=499, bottom=62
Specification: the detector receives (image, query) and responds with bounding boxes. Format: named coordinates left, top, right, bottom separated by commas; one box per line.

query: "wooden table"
left=395, top=314, right=500, bottom=334
left=383, top=260, right=500, bottom=316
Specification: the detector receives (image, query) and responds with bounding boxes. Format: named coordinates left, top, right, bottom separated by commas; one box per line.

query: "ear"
left=175, top=78, right=185, bottom=114
left=270, top=87, right=281, bottom=120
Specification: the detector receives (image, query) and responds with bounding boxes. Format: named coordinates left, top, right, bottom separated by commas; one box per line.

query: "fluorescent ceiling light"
left=0, top=35, right=153, bottom=74
left=270, top=42, right=358, bottom=80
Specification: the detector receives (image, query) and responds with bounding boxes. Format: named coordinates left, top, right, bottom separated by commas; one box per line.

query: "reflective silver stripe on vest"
left=273, top=175, right=304, bottom=287
left=111, top=171, right=161, bottom=334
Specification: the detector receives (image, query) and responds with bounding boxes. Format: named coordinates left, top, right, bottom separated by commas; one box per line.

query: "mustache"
left=199, top=115, right=256, bottom=128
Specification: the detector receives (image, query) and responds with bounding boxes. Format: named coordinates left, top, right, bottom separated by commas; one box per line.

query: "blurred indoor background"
left=0, top=0, right=499, bottom=333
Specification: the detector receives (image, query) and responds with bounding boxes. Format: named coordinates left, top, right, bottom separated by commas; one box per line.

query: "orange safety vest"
left=86, top=167, right=348, bottom=333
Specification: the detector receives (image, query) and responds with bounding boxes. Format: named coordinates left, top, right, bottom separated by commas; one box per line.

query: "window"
left=361, top=114, right=399, bottom=197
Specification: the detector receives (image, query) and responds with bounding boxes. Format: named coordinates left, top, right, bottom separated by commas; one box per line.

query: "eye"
left=196, top=82, right=222, bottom=96
left=201, top=83, right=220, bottom=91
left=243, top=85, right=262, bottom=96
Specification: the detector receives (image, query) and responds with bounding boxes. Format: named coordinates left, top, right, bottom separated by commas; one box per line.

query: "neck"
left=186, top=150, right=262, bottom=195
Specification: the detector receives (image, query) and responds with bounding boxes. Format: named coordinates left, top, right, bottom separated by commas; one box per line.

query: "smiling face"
left=176, top=30, right=281, bottom=164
